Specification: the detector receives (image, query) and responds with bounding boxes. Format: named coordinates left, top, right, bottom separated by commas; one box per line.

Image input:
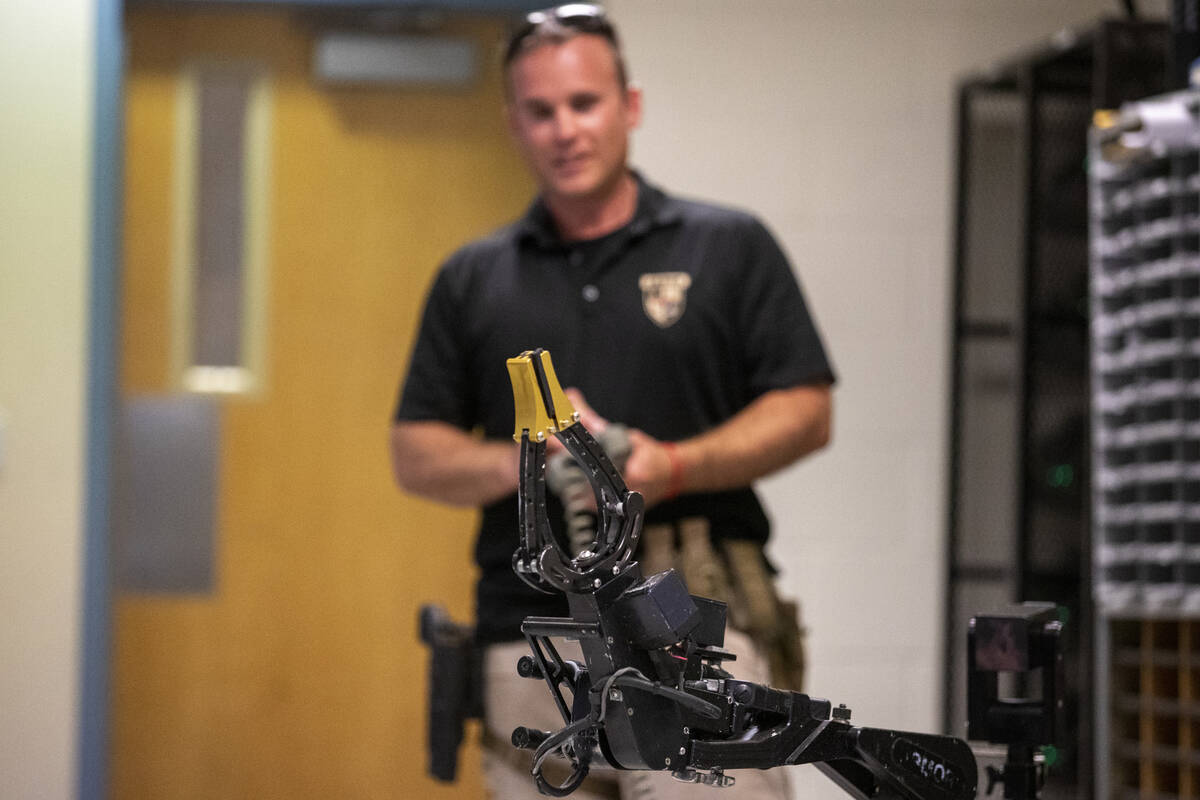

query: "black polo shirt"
left=395, top=173, right=835, bottom=643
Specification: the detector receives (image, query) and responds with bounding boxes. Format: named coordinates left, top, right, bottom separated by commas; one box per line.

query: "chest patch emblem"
left=638, top=272, right=692, bottom=328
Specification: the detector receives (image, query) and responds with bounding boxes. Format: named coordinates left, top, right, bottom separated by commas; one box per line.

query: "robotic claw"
left=504, top=349, right=978, bottom=800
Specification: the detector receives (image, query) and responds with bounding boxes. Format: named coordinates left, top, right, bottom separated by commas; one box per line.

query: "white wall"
left=0, top=0, right=94, bottom=797
left=607, top=1, right=1129, bottom=796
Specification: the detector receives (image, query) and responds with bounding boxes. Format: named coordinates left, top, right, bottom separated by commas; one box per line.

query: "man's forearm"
left=681, top=384, right=832, bottom=491
left=622, top=384, right=833, bottom=506
left=390, top=420, right=519, bottom=507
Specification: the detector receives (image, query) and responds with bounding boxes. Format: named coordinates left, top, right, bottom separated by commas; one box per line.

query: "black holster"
left=418, top=605, right=483, bottom=782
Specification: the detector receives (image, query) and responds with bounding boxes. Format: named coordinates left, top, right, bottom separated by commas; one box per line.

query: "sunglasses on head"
left=503, top=3, right=617, bottom=66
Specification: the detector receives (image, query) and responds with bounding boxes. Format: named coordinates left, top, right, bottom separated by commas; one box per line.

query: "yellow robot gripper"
left=506, top=348, right=578, bottom=443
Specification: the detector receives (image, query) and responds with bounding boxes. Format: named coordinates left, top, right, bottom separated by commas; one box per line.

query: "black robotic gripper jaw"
left=505, top=349, right=978, bottom=799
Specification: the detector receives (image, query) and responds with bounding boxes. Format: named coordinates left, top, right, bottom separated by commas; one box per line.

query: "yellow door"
left=114, top=7, right=532, bottom=798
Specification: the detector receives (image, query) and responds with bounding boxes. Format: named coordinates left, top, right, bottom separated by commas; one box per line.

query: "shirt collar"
left=515, top=171, right=683, bottom=250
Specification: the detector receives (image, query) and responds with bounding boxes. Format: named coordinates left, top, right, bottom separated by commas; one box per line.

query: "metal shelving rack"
left=947, top=19, right=1167, bottom=799
left=1091, top=87, right=1200, bottom=800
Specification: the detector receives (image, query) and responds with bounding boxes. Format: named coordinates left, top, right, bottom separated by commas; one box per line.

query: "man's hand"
left=621, top=429, right=677, bottom=508
left=564, top=388, right=676, bottom=508
left=558, top=383, right=833, bottom=509
left=564, top=388, right=609, bottom=435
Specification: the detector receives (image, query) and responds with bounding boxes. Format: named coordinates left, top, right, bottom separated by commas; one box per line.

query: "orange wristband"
left=662, top=442, right=685, bottom=501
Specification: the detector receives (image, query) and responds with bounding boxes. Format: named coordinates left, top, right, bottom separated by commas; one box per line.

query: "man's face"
left=506, top=34, right=642, bottom=206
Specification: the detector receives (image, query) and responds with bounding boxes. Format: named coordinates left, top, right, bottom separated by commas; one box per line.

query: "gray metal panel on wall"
left=114, top=396, right=219, bottom=593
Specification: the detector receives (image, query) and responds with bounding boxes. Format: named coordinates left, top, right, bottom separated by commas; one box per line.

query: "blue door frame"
left=81, top=0, right=121, bottom=797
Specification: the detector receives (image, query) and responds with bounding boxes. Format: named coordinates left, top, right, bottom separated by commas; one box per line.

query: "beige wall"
left=605, top=1, right=1135, bottom=796
left=0, top=0, right=94, bottom=797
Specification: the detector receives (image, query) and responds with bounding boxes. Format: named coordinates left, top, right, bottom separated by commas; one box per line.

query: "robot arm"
left=505, top=349, right=977, bottom=800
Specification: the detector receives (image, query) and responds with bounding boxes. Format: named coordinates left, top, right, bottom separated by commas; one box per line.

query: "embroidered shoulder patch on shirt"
left=638, top=272, right=692, bottom=328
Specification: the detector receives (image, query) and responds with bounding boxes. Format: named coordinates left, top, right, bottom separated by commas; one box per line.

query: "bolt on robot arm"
left=505, top=349, right=977, bottom=800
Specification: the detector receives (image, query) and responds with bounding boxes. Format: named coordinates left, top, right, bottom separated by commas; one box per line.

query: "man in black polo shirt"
left=391, top=5, right=834, bottom=798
